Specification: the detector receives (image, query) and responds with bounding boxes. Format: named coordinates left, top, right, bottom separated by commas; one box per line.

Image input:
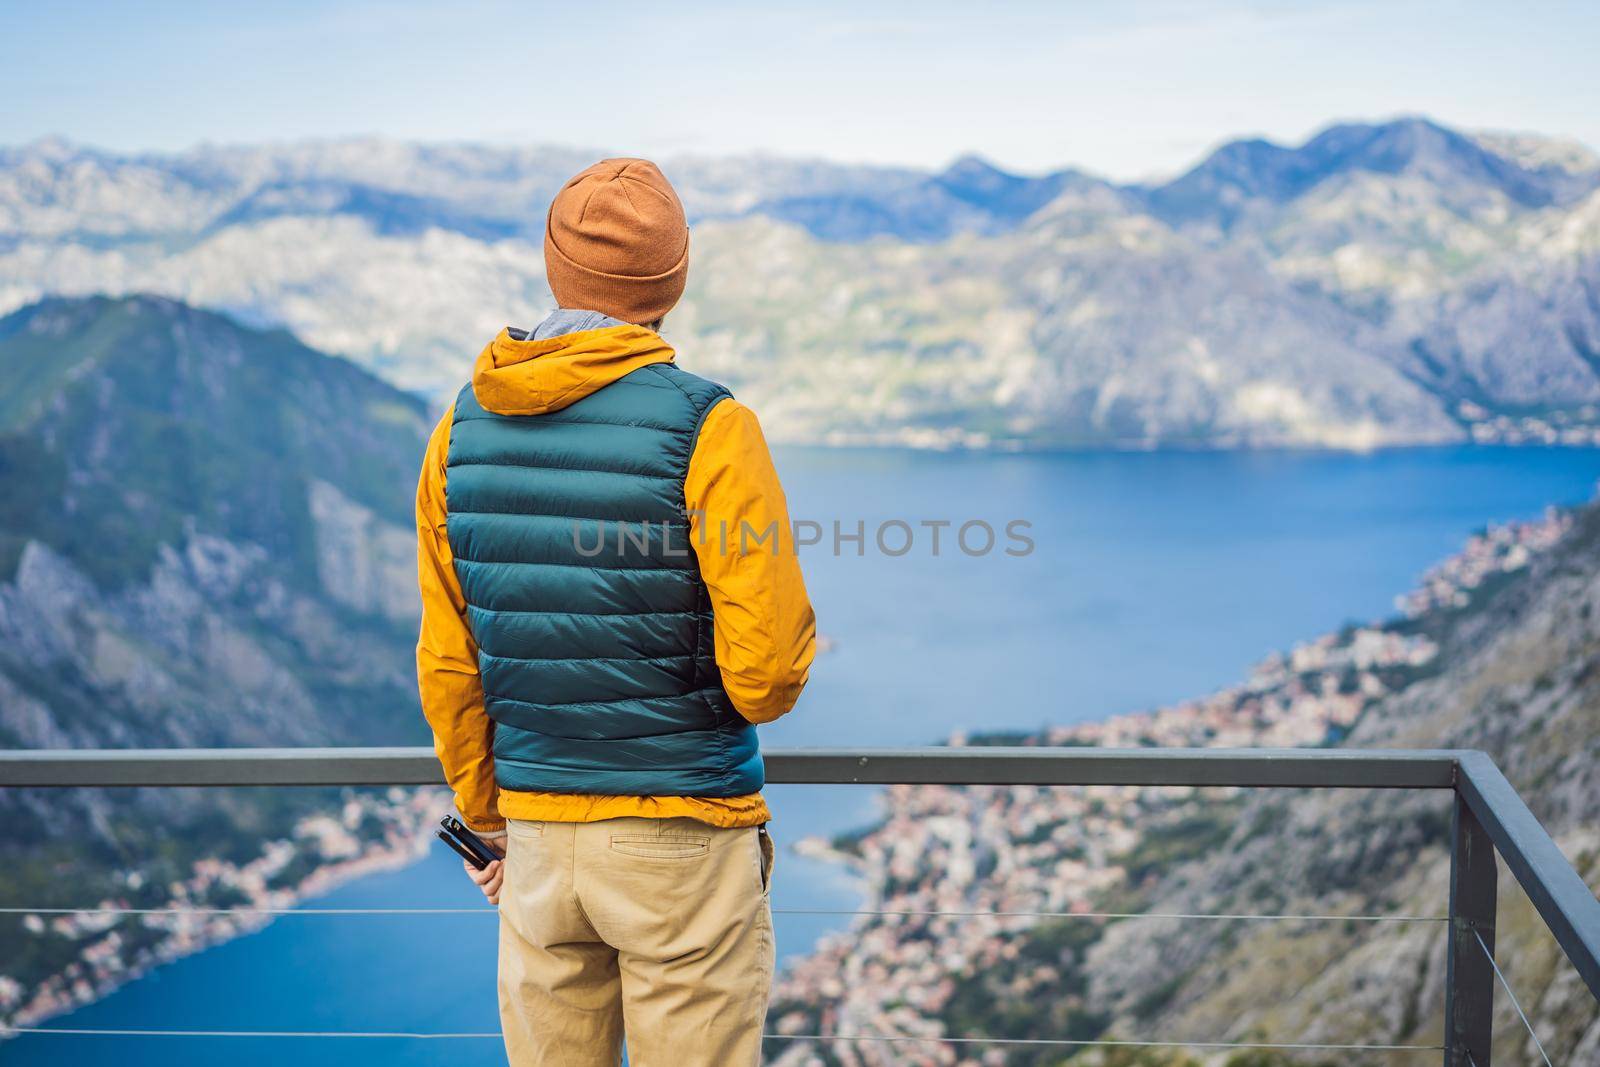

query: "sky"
left=4, top=0, right=1598, bottom=180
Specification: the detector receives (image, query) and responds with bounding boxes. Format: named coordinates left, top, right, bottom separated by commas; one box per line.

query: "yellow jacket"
left=417, top=324, right=815, bottom=831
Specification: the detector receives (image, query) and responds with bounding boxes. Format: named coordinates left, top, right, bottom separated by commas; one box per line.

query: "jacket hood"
left=471, top=324, right=675, bottom=416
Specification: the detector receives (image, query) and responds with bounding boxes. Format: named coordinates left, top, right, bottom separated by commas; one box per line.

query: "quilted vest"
left=445, top=363, right=763, bottom=797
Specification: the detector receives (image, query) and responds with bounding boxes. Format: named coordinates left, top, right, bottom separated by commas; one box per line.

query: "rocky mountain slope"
left=1, top=119, right=1598, bottom=448
left=766, top=506, right=1599, bottom=1066
left=0, top=295, right=435, bottom=1025
left=1079, top=509, right=1600, bottom=1064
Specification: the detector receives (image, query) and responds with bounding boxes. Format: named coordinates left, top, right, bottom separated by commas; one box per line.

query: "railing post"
left=1444, top=789, right=1497, bottom=1066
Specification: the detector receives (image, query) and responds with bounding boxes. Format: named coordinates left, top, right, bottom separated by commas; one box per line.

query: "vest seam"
left=492, top=749, right=738, bottom=773
left=486, top=722, right=719, bottom=743
left=482, top=652, right=695, bottom=664
left=450, top=511, right=687, bottom=525
left=486, top=725, right=721, bottom=745
left=486, top=687, right=726, bottom=711
left=468, top=607, right=697, bottom=618
left=454, top=558, right=694, bottom=573
left=448, top=507, right=688, bottom=526
left=451, top=414, right=682, bottom=432
left=447, top=460, right=679, bottom=481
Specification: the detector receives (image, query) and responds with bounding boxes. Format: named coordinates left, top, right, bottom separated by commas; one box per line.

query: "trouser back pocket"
left=758, top=825, right=774, bottom=893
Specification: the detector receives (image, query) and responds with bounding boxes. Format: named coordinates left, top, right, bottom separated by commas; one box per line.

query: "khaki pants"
left=497, top=817, right=775, bottom=1066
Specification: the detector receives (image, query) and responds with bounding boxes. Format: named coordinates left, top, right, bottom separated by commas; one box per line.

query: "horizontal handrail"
left=0, top=745, right=1463, bottom=789
left=0, top=746, right=444, bottom=787
left=0, top=744, right=1594, bottom=1005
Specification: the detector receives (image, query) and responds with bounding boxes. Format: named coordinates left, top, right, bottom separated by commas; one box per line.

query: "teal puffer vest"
left=445, top=364, right=763, bottom=797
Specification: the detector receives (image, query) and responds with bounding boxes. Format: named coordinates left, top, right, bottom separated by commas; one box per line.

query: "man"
left=416, top=156, right=812, bottom=1062
left=416, top=158, right=816, bottom=1066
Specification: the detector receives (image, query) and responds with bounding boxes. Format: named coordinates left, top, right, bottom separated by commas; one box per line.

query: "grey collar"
left=510, top=309, right=627, bottom=342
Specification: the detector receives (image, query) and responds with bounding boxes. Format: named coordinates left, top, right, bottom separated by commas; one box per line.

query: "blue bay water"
left=7, top=445, right=1600, bottom=1066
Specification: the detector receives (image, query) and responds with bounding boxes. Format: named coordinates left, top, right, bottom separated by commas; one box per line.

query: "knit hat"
left=543, top=159, right=689, bottom=324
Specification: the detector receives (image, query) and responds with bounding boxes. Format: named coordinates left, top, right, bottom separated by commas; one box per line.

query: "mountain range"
left=3, top=146, right=1599, bottom=1041
left=3, top=117, right=1600, bottom=449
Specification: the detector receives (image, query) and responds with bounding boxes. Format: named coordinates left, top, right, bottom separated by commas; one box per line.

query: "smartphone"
left=437, top=828, right=490, bottom=871
left=439, top=816, right=500, bottom=868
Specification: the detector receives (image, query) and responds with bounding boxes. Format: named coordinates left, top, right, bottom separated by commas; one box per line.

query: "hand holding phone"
left=439, top=816, right=500, bottom=868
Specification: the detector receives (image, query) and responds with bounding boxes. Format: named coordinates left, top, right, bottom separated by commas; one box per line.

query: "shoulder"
left=450, top=382, right=485, bottom=421
left=430, top=403, right=457, bottom=444
left=695, top=397, right=766, bottom=445
left=418, top=402, right=456, bottom=493
left=689, top=398, right=775, bottom=472
left=642, top=362, right=733, bottom=414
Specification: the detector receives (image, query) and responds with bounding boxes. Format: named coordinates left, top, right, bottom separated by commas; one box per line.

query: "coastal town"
left=1396, top=506, right=1571, bottom=617
left=764, top=504, right=1579, bottom=1067
left=0, top=789, right=438, bottom=1027
left=1459, top=403, right=1600, bottom=448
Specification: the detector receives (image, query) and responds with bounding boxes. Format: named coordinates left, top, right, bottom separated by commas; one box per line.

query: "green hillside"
left=0, top=295, right=439, bottom=1026
left=0, top=294, right=428, bottom=588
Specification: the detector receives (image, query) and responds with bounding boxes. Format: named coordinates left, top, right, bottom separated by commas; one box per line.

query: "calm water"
left=9, top=445, right=1600, bottom=1066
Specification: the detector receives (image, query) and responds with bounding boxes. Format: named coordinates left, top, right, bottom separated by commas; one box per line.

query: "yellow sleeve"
left=685, top=398, right=817, bottom=724
left=415, top=406, right=504, bottom=832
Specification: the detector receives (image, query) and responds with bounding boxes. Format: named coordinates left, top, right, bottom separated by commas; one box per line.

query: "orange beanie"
left=543, top=158, right=689, bottom=324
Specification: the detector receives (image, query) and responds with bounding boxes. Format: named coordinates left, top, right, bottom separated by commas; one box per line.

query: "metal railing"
left=2, top=745, right=1598, bottom=1064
